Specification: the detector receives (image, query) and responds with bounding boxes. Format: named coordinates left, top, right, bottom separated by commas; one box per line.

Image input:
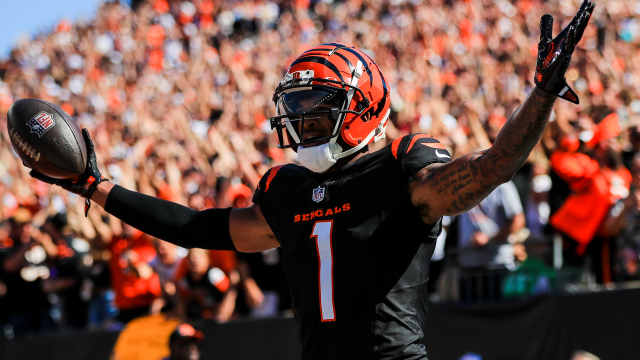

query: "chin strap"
left=329, top=60, right=364, bottom=160
left=373, top=109, right=391, bottom=143
left=332, top=109, right=390, bottom=161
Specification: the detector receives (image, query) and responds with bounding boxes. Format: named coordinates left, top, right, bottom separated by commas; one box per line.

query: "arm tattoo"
left=412, top=88, right=556, bottom=223
left=491, top=88, right=556, bottom=173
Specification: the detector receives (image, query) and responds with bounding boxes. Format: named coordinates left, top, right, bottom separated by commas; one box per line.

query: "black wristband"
left=86, top=177, right=108, bottom=199
left=105, top=185, right=235, bottom=250
left=84, top=178, right=109, bottom=217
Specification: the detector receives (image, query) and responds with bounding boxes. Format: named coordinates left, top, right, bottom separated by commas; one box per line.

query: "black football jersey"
left=252, top=134, right=451, bottom=360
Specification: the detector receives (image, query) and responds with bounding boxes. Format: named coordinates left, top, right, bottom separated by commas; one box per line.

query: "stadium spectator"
left=151, top=239, right=184, bottom=287
left=524, top=163, right=553, bottom=241
left=150, top=238, right=186, bottom=314
left=622, top=124, right=640, bottom=171
left=549, top=113, right=632, bottom=283
left=599, top=153, right=640, bottom=281
left=107, top=224, right=162, bottom=324
left=456, top=181, right=527, bottom=303
left=548, top=133, right=609, bottom=270
left=175, top=248, right=238, bottom=322
left=1, top=209, right=56, bottom=336
left=40, top=213, right=92, bottom=329
left=571, top=350, right=600, bottom=360
left=165, top=323, right=204, bottom=360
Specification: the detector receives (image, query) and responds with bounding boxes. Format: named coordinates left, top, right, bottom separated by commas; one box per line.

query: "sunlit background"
left=0, top=0, right=107, bottom=57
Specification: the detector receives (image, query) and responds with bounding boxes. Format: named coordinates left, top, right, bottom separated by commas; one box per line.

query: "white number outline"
left=311, top=220, right=336, bottom=322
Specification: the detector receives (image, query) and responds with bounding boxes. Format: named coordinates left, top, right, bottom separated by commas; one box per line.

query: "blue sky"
left=0, top=0, right=108, bottom=58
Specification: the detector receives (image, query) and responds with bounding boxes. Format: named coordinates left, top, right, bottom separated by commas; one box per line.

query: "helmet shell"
left=279, top=43, right=391, bottom=148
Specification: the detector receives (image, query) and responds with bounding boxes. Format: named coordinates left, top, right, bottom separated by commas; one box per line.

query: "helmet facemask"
left=270, top=79, right=368, bottom=153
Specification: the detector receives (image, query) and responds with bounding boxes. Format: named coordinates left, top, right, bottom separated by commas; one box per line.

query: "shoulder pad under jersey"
left=390, top=133, right=452, bottom=177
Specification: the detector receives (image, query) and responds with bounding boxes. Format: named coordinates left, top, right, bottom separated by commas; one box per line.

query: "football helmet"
left=270, top=43, right=391, bottom=161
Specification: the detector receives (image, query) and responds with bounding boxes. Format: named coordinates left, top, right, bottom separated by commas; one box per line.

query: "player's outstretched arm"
left=33, top=130, right=278, bottom=253
left=90, top=181, right=278, bottom=252
left=410, top=1, right=594, bottom=224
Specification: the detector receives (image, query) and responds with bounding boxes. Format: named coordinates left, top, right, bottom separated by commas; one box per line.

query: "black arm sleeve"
left=104, top=185, right=235, bottom=250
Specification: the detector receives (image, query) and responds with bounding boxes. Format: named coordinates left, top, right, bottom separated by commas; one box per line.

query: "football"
left=7, top=98, right=87, bottom=179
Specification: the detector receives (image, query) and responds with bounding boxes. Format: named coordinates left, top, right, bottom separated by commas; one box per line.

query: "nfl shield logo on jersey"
left=312, top=186, right=326, bottom=203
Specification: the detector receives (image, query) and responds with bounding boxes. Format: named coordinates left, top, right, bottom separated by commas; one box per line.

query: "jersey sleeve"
left=390, top=133, right=452, bottom=178
left=252, top=165, right=286, bottom=241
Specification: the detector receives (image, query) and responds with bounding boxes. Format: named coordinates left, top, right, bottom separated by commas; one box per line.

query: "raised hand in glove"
left=535, top=0, right=595, bottom=104
left=31, top=129, right=108, bottom=216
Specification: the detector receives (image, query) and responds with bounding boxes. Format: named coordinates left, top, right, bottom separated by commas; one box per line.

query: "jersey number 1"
left=312, top=220, right=336, bottom=322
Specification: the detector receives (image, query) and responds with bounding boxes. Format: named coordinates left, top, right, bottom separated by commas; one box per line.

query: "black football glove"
left=534, top=0, right=595, bottom=104
left=31, top=128, right=108, bottom=216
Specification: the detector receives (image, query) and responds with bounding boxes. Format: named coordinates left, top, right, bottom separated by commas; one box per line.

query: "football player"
left=32, top=2, right=594, bottom=359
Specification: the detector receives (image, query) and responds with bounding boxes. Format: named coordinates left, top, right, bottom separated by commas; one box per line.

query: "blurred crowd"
left=1, top=0, right=640, bottom=337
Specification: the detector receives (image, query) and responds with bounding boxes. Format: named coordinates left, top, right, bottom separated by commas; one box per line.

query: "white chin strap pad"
left=297, top=143, right=337, bottom=173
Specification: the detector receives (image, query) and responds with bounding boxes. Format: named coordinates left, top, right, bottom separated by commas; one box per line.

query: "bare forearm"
left=490, top=88, right=556, bottom=180
left=215, top=288, right=238, bottom=322
left=90, top=181, right=116, bottom=208
left=242, top=278, right=265, bottom=308
left=38, top=236, right=59, bottom=258
left=412, top=89, right=556, bottom=223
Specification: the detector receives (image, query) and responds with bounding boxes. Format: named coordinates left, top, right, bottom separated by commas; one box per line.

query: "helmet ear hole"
left=353, top=96, right=369, bottom=114
left=361, top=109, right=372, bottom=122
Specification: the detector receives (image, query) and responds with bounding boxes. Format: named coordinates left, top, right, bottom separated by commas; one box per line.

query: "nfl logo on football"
left=312, top=186, right=325, bottom=203
left=27, top=112, right=55, bottom=138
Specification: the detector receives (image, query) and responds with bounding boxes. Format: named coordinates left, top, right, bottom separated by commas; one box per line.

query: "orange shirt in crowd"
left=146, top=24, right=165, bottom=48
left=109, top=231, right=162, bottom=310
left=550, top=150, right=599, bottom=192
left=550, top=150, right=609, bottom=253
left=550, top=150, right=631, bottom=254
left=152, top=0, right=169, bottom=14
left=173, top=250, right=237, bottom=282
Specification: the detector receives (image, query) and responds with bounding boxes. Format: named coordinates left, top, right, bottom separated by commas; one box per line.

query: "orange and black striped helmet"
left=270, top=43, right=391, bottom=159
